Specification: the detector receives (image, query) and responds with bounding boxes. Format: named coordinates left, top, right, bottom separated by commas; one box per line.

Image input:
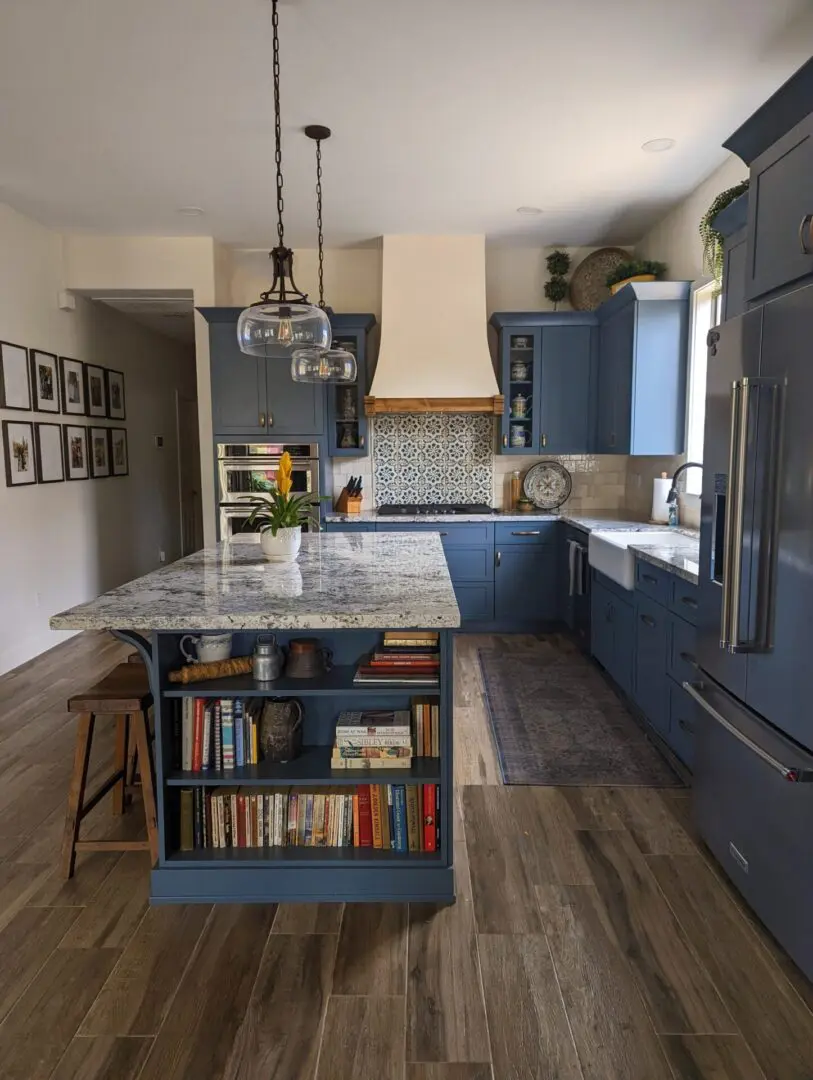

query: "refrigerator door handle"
left=720, top=381, right=743, bottom=649
left=683, top=681, right=813, bottom=782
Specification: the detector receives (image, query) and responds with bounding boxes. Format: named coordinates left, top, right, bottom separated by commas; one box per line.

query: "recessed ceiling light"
left=516, top=206, right=544, bottom=216
left=641, top=138, right=675, bottom=153
left=177, top=206, right=205, bottom=216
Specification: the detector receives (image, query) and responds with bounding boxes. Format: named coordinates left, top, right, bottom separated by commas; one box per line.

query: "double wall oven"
left=217, top=442, right=321, bottom=541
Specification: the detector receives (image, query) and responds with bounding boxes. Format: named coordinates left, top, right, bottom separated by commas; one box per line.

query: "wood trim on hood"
left=364, top=395, right=503, bottom=416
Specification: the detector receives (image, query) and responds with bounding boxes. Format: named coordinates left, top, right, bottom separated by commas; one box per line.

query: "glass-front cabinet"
left=499, top=327, right=540, bottom=454
left=327, top=313, right=376, bottom=457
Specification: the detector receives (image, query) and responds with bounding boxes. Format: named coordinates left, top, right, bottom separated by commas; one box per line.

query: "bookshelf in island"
left=51, top=532, right=460, bottom=904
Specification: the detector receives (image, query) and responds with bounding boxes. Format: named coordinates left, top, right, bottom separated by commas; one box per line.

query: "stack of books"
left=331, top=710, right=412, bottom=770
left=178, top=697, right=262, bottom=772
left=352, top=631, right=440, bottom=686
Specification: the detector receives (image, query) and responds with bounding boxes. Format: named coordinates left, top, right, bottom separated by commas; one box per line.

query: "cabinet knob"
left=502, top=434, right=508, bottom=448
left=799, top=213, right=813, bottom=255
left=259, top=413, right=266, bottom=427
left=640, top=613, right=656, bottom=628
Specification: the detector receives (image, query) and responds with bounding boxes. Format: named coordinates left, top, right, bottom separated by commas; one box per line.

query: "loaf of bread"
left=168, top=656, right=253, bottom=683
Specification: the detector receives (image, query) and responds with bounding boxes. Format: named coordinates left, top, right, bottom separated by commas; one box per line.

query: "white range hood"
left=365, top=235, right=503, bottom=416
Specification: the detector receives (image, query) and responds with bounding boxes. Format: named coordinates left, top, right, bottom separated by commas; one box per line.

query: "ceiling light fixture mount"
left=641, top=138, right=676, bottom=153
left=236, top=0, right=330, bottom=356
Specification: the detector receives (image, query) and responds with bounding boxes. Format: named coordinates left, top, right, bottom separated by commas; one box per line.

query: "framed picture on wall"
left=110, top=427, right=128, bottom=476
left=0, top=341, right=31, bottom=411
left=60, top=356, right=86, bottom=415
left=63, top=424, right=89, bottom=481
left=89, top=426, right=111, bottom=478
left=34, top=423, right=65, bottom=483
left=105, top=369, right=126, bottom=420
left=30, top=349, right=60, bottom=413
left=2, top=420, right=37, bottom=487
left=84, top=364, right=107, bottom=418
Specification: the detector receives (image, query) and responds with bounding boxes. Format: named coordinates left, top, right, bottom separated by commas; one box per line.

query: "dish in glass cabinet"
left=523, top=461, right=573, bottom=510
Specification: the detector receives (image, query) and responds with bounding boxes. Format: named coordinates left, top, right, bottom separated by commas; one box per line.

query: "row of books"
left=353, top=630, right=440, bottom=687
left=177, top=698, right=262, bottom=772
left=179, top=783, right=441, bottom=853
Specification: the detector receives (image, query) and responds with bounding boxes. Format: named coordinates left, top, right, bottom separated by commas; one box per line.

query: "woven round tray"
left=569, top=247, right=632, bottom=311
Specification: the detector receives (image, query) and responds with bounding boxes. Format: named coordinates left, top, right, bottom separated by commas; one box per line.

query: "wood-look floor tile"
left=59, top=852, right=151, bottom=949
left=605, top=788, right=697, bottom=856
left=510, top=787, right=595, bottom=887
left=80, top=904, right=211, bottom=1035
left=272, top=903, right=343, bottom=935
left=453, top=707, right=501, bottom=787
left=536, top=885, right=673, bottom=1079
left=558, top=786, right=626, bottom=830
left=25, top=852, right=120, bottom=908
left=137, top=905, right=276, bottom=1080
left=407, top=1066, right=492, bottom=1080
left=659, top=1034, right=767, bottom=1079
left=332, top=903, right=407, bottom=996
left=648, top=854, right=813, bottom=1077
left=224, top=931, right=337, bottom=1080
left=316, top=995, right=405, bottom=1080
left=0, top=861, right=55, bottom=930
left=407, top=899, right=490, bottom=1064
left=577, top=829, right=734, bottom=1034
left=0, top=905, right=80, bottom=1022
left=477, top=933, right=582, bottom=1079
left=0, top=947, right=121, bottom=1080
left=49, top=1035, right=154, bottom=1080
left=461, top=786, right=541, bottom=933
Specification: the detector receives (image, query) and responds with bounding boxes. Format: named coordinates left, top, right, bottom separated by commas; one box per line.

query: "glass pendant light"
left=236, top=0, right=330, bottom=356
left=291, top=127, right=358, bottom=384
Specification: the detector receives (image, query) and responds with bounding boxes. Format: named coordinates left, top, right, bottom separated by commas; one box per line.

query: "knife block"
left=335, top=491, right=363, bottom=515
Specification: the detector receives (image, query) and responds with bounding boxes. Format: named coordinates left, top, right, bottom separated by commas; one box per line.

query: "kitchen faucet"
left=667, top=461, right=703, bottom=504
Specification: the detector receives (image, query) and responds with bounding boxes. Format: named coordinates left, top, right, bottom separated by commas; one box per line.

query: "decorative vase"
left=610, top=273, right=656, bottom=295
left=260, top=525, right=302, bottom=562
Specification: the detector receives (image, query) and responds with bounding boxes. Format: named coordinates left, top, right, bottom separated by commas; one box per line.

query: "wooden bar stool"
left=61, top=663, right=159, bottom=879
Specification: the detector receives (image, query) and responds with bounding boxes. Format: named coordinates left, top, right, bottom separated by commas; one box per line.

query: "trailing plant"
left=699, top=179, right=750, bottom=281
left=546, top=250, right=571, bottom=277
left=605, top=259, right=667, bottom=289
left=544, top=277, right=568, bottom=305
left=245, top=451, right=321, bottom=535
left=545, top=249, right=571, bottom=310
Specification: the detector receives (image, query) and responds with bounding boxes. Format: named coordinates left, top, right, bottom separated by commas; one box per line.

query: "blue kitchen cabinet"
left=590, top=571, right=634, bottom=695
left=633, top=592, right=670, bottom=737
left=494, top=544, right=557, bottom=624
left=492, top=322, right=541, bottom=454
left=327, top=314, right=376, bottom=457
left=558, top=524, right=591, bottom=651
left=595, top=282, right=691, bottom=456
left=324, top=521, right=375, bottom=533
left=712, top=192, right=749, bottom=322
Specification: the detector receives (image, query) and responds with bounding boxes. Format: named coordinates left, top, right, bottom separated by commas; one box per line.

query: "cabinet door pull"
left=609, top=432, right=616, bottom=447
left=642, top=573, right=658, bottom=585
left=541, top=433, right=547, bottom=448
left=511, top=530, right=541, bottom=536
left=680, top=595, right=698, bottom=609
left=678, top=718, right=696, bottom=734
left=799, top=213, right=813, bottom=254
left=640, top=613, right=656, bottom=628
left=495, top=550, right=501, bottom=568
left=259, top=413, right=266, bottom=427
left=267, top=413, right=273, bottom=427
left=502, top=434, right=508, bottom=448
left=359, top=434, right=365, bottom=449
left=679, top=650, right=696, bottom=664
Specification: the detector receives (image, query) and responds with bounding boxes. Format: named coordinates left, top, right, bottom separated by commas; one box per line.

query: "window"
left=683, top=280, right=720, bottom=495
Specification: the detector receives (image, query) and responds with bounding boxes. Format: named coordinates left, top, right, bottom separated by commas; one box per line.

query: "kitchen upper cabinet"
left=712, top=192, right=749, bottom=322
left=490, top=312, right=597, bottom=455
left=326, top=314, right=376, bottom=457
left=595, top=281, right=690, bottom=456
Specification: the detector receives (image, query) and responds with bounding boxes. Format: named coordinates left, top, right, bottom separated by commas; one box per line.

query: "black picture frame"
left=59, top=356, right=87, bottom=416
left=0, top=341, right=32, bottom=411
left=105, top=368, right=126, bottom=420
left=89, top=425, right=111, bottom=478
left=33, top=422, right=65, bottom=484
left=2, top=420, right=37, bottom=487
left=84, top=364, right=107, bottom=418
left=30, top=349, right=61, bottom=414
left=63, top=424, right=89, bottom=481
left=109, top=427, right=129, bottom=476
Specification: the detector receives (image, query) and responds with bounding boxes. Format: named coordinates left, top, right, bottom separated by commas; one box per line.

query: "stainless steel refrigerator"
left=688, top=283, right=813, bottom=981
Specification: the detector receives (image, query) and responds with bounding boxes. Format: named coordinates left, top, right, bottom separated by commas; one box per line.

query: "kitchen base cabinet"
left=323, top=521, right=375, bottom=533
left=633, top=592, right=670, bottom=738
left=558, top=525, right=590, bottom=652
left=495, top=544, right=557, bottom=625
left=590, top=572, right=633, bottom=695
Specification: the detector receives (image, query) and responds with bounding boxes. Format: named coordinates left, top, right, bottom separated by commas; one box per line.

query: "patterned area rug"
left=478, top=636, right=683, bottom=787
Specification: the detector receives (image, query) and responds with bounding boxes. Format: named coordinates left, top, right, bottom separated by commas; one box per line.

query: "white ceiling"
left=0, top=0, right=811, bottom=248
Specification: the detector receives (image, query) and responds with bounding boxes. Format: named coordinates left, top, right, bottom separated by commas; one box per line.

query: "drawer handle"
left=679, top=651, right=697, bottom=665
left=642, top=574, right=658, bottom=585
left=680, top=596, right=698, bottom=609
left=678, top=718, right=696, bottom=734
left=512, top=530, right=541, bottom=536
left=541, top=433, right=547, bottom=448
left=640, top=614, right=656, bottom=628
left=495, top=550, right=501, bottom=568
left=439, top=532, right=448, bottom=537
left=799, top=213, right=813, bottom=255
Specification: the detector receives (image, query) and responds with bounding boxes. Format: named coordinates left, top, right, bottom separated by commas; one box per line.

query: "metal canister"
left=252, top=634, right=284, bottom=682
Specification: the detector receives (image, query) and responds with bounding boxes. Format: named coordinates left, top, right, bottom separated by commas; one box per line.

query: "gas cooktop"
left=377, top=503, right=494, bottom=516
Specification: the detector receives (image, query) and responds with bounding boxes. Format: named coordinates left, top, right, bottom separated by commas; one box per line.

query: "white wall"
left=486, top=245, right=618, bottom=314
left=0, top=202, right=196, bottom=674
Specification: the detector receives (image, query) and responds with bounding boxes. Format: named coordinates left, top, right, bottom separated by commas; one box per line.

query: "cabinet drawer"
left=635, top=559, right=670, bottom=605
left=326, top=522, right=375, bottom=533
left=444, top=546, right=492, bottom=583
left=376, top=522, right=493, bottom=546
left=633, top=593, right=669, bottom=736
left=495, top=521, right=556, bottom=546
left=667, top=681, right=696, bottom=770
left=669, top=576, right=699, bottom=625
left=667, top=614, right=698, bottom=686
left=453, top=582, right=494, bottom=624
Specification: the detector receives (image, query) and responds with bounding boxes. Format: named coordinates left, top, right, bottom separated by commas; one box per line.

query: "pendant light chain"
left=272, top=0, right=284, bottom=251
left=315, top=137, right=326, bottom=308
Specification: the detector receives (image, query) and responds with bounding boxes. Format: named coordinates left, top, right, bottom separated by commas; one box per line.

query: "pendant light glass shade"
left=237, top=301, right=331, bottom=356
left=290, top=346, right=358, bottom=383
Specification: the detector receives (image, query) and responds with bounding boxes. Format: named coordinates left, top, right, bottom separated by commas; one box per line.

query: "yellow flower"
left=277, top=451, right=293, bottom=496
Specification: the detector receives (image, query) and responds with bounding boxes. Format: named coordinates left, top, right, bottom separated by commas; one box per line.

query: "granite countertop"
left=627, top=536, right=700, bottom=585
left=50, top=533, right=461, bottom=632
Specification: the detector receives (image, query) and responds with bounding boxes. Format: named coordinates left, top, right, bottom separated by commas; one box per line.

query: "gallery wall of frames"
left=0, top=340, right=129, bottom=488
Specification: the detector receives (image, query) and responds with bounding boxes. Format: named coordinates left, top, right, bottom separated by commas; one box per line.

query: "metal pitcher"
left=252, top=634, right=285, bottom=682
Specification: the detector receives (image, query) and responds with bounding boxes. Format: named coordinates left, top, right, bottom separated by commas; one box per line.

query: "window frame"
left=683, top=277, right=719, bottom=496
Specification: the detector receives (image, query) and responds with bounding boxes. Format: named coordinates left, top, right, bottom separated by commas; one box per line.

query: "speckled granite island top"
left=50, top=532, right=461, bottom=632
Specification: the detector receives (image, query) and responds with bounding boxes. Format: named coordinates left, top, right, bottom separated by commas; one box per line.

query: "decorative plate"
left=569, top=247, right=632, bottom=311
left=523, top=460, right=573, bottom=510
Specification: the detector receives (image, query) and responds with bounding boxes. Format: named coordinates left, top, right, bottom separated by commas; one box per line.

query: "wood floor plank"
left=332, top=903, right=407, bottom=996
left=407, top=899, right=490, bottom=1064
left=316, top=995, right=405, bottom=1080
left=0, top=947, right=121, bottom=1080
left=659, top=1034, right=767, bottom=1079
left=648, top=854, right=813, bottom=1078
left=536, top=884, right=673, bottom=1080
left=137, top=905, right=276, bottom=1080
left=80, top=904, right=212, bottom=1036
left=477, top=933, right=582, bottom=1079
left=605, top=788, right=697, bottom=856
left=461, top=786, right=541, bottom=933
left=272, top=903, right=343, bottom=935
left=25, top=851, right=120, bottom=908
left=407, top=1066, right=492, bottom=1080
left=510, top=787, right=595, bottom=887
left=224, top=931, right=337, bottom=1080
left=49, top=1035, right=154, bottom=1080
left=59, top=851, right=151, bottom=948
left=0, top=862, right=54, bottom=930
left=0, top=905, right=80, bottom=1023
left=577, top=829, right=734, bottom=1035
left=557, top=787, right=626, bottom=830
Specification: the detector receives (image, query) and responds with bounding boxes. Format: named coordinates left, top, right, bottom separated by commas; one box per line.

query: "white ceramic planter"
left=260, top=525, right=302, bottom=562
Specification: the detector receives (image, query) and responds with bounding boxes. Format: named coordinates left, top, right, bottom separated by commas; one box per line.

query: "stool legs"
left=132, top=709, right=159, bottom=865
left=61, top=712, right=95, bottom=880
left=112, top=715, right=128, bottom=815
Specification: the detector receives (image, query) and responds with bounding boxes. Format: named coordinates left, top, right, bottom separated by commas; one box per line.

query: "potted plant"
left=605, top=259, right=667, bottom=294
left=544, top=249, right=571, bottom=310
left=245, top=451, right=320, bottom=561
left=699, top=178, right=750, bottom=283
